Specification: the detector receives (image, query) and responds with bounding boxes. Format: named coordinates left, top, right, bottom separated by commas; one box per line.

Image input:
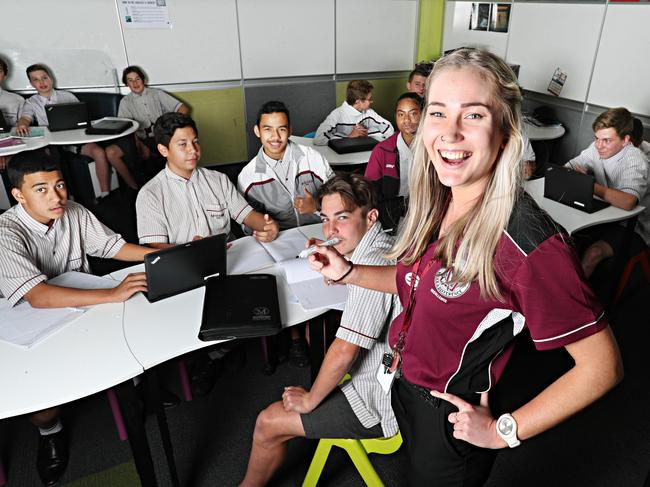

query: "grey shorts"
left=300, top=387, right=384, bottom=440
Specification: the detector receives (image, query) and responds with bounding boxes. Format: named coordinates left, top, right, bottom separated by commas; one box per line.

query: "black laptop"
left=45, top=102, right=90, bottom=131
left=143, top=234, right=227, bottom=303
left=85, top=119, right=132, bottom=135
left=328, top=136, right=378, bottom=154
left=0, top=112, right=9, bottom=133
left=544, top=165, right=610, bottom=213
left=199, top=274, right=281, bottom=341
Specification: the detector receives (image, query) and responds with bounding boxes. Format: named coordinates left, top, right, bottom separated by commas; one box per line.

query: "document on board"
left=280, top=258, right=347, bottom=311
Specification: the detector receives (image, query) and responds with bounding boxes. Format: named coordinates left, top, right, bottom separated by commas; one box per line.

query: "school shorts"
left=392, top=377, right=496, bottom=487
left=301, top=387, right=384, bottom=440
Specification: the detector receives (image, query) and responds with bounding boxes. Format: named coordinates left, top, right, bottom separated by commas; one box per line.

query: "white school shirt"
left=0, top=88, right=25, bottom=126
left=118, top=87, right=182, bottom=139
left=314, top=101, right=394, bottom=146
left=19, top=89, right=79, bottom=125
left=396, top=133, right=413, bottom=197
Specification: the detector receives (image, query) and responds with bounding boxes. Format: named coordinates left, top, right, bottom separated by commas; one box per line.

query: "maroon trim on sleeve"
left=295, top=170, right=324, bottom=183
left=234, top=205, right=252, bottom=221
left=244, top=178, right=275, bottom=196
left=338, top=325, right=378, bottom=341
left=103, top=238, right=124, bottom=258
left=7, top=275, right=43, bottom=301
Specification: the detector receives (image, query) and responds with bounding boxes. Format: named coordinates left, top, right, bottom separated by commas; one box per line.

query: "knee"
left=584, top=241, right=613, bottom=265
left=30, top=407, right=61, bottom=427
left=253, top=403, right=286, bottom=447
left=105, top=145, right=121, bottom=160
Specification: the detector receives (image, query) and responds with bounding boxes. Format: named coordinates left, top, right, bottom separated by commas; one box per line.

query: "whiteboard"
left=505, top=2, right=606, bottom=103
left=0, top=0, right=126, bottom=90
left=588, top=4, right=650, bottom=117
left=121, top=0, right=242, bottom=84
left=442, top=1, right=508, bottom=58
left=336, top=0, right=418, bottom=74
left=238, top=0, right=335, bottom=79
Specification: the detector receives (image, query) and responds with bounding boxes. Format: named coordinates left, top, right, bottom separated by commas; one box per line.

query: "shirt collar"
left=350, top=222, right=382, bottom=263
left=343, top=101, right=363, bottom=116
left=36, top=90, right=56, bottom=104
left=396, top=133, right=412, bottom=155
left=16, top=203, right=56, bottom=236
left=133, top=87, right=149, bottom=98
left=164, top=164, right=197, bottom=183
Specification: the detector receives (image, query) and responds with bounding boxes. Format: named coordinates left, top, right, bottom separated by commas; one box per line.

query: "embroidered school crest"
left=433, top=267, right=470, bottom=299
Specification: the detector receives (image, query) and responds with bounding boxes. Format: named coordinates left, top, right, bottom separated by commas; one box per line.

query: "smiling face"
left=12, top=171, right=67, bottom=225
left=594, top=127, right=628, bottom=160
left=319, top=193, right=377, bottom=257
left=125, top=71, right=145, bottom=95
left=395, top=97, right=422, bottom=142
left=28, top=69, right=53, bottom=97
left=407, top=74, right=427, bottom=97
left=422, top=66, right=504, bottom=195
left=157, top=126, right=201, bottom=179
left=254, top=112, right=290, bottom=161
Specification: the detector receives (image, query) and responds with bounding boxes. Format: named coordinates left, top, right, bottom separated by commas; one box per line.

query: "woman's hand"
left=309, top=244, right=351, bottom=284
left=431, top=390, right=504, bottom=449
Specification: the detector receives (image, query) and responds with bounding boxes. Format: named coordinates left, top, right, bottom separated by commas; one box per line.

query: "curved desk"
left=523, top=120, right=565, bottom=142
left=291, top=135, right=372, bottom=166
left=524, top=177, right=644, bottom=235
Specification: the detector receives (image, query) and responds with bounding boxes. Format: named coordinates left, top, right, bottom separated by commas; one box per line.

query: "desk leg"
left=143, top=368, right=180, bottom=487
left=113, top=380, right=158, bottom=487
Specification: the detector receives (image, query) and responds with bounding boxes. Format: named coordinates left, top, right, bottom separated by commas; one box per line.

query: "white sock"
left=39, top=420, right=63, bottom=436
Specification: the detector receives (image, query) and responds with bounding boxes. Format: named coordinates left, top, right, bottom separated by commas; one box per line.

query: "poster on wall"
left=548, top=68, right=568, bottom=97
left=470, top=3, right=511, bottom=33
left=470, top=3, right=491, bottom=31
left=489, top=4, right=511, bottom=33
left=118, top=0, right=172, bottom=29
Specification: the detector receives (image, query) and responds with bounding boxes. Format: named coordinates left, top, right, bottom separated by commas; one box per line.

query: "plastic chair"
left=613, top=247, right=650, bottom=305
left=302, top=431, right=402, bottom=487
left=303, top=131, right=316, bottom=138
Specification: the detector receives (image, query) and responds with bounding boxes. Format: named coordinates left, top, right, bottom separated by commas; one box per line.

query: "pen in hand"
left=297, top=238, right=340, bottom=258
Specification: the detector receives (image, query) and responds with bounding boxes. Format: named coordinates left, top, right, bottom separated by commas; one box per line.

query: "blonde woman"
left=310, top=48, right=622, bottom=486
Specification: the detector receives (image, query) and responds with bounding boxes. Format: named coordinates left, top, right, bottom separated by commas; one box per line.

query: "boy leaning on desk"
left=0, top=148, right=155, bottom=486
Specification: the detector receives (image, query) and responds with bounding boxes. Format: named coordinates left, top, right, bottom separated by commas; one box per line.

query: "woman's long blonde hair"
left=389, top=48, right=524, bottom=300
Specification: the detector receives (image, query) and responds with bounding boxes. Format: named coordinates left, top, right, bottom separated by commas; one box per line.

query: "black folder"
left=85, top=119, right=132, bottom=135
left=199, top=274, right=282, bottom=341
left=328, top=136, right=378, bottom=154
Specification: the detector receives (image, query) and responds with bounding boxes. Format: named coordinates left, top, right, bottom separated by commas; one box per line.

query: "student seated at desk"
left=0, top=57, right=25, bottom=194
left=116, top=65, right=189, bottom=185
left=565, top=107, right=650, bottom=277
left=314, top=80, right=394, bottom=146
left=239, top=174, right=400, bottom=487
left=365, top=92, right=423, bottom=233
left=0, top=148, right=153, bottom=486
left=406, top=67, right=428, bottom=98
left=631, top=117, right=650, bottom=161
left=238, top=101, right=334, bottom=230
left=15, top=64, right=139, bottom=193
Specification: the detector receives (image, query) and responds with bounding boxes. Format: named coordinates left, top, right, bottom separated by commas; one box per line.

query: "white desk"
left=523, top=120, right=566, bottom=142
left=524, top=177, right=645, bottom=234
left=0, top=301, right=142, bottom=419
left=0, top=136, right=48, bottom=157
left=291, top=135, right=372, bottom=166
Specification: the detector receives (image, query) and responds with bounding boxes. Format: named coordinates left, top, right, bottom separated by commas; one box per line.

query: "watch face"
left=498, top=417, right=514, bottom=435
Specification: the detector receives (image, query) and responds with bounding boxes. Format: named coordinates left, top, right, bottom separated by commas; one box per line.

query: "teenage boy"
left=16, top=64, right=138, bottom=193
left=314, top=80, right=394, bottom=146
left=631, top=117, right=650, bottom=161
left=365, top=92, right=423, bottom=232
left=0, top=57, right=25, bottom=192
left=0, top=148, right=153, bottom=486
left=239, top=174, right=400, bottom=487
left=238, top=101, right=334, bottom=230
left=565, top=107, right=649, bottom=277
left=406, top=68, right=427, bottom=98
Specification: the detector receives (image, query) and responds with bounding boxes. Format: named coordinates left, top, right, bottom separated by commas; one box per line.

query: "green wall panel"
left=417, top=0, right=445, bottom=61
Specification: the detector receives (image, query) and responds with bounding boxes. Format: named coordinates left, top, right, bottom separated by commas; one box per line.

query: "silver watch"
left=496, top=413, right=521, bottom=448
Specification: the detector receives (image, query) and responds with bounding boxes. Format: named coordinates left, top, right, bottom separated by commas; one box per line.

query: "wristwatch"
left=496, top=413, right=521, bottom=448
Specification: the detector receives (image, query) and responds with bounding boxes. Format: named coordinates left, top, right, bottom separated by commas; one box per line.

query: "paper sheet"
left=227, top=236, right=275, bottom=275
left=280, top=258, right=347, bottom=310
left=260, top=227, right=310, bottom=262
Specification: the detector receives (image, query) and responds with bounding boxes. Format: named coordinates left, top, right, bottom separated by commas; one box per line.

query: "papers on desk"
left=10, top=127, right=46, bottom=138
left=0, top=271, right=119, bottom=348
left=280, top=258, right=348, bottom=311
left=227, top=236, right=275, bottom=274
left=0, top=137, right=25, bottom=149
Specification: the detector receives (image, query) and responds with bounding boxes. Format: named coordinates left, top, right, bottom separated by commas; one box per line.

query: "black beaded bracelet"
left=333, top=262, right=354, bottom=283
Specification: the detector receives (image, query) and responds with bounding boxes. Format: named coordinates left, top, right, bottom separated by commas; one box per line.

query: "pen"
left=297, top=238, right=340, bottom=258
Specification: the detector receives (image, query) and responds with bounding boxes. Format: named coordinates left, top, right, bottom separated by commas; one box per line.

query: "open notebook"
left=227, top=226, right=348, bottom=311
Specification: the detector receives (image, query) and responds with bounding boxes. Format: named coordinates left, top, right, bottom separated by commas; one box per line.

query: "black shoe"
left=289, top=338, right=310, bottom=368
left=135, top=383, right=181, bottom=411
left=36, top=431, right=68, bottom=486
left=190, top=356, right=223, bottom=397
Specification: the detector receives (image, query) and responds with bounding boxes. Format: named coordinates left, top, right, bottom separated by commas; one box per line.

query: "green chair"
left=302, top=431, right=403, bottom=487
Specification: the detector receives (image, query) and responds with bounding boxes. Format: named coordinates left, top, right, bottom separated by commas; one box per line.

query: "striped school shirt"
left=0, top=88, right=25, bottom=127
left=0, top=202, right=125, bottom=306
left=118, top=87, right=182, bottom=139
left=136, top=166, right=253, bottom=245
left=19, top=89, right=79, bottom=125
left=337, top=222, right=402, bottom=437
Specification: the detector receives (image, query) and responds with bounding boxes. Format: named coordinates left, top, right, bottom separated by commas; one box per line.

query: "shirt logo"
left=386, top=164, right=395, bottom=168
left=405, top=272, right=420, bottom=289
left=432, top=267, right=470, bottom=300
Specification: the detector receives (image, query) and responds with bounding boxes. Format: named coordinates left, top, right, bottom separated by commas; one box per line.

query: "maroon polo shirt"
left=388, top=195, right=608, bottom=395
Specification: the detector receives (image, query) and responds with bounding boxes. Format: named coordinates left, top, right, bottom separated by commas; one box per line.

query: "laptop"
left=143, top=234, right=227, bottom=303
left=328, top=136, right=378, bottom=154
left=45, top=102, right=90, bottom=131
left=85, top=119, right=132, bottom=135
left=0, top=112, right=9, bottom=134
left=544, top=165, right=610, bottom=213
left=199, top=274, right=281, bottom=341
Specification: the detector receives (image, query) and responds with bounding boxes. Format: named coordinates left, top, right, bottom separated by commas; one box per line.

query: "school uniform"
left=0, top=202, right=125, bottom=306
left=118, top=87, right=183, bottom=140
left=389, top=194, right=607, bottom=486
left=566, top=142, right=650, bottom=243
left=314, top=101, right=394, bottom=146
left=0, top=88, right=25, bottom=126
left=639, top=140, right=650, bottom=161
left=19, top=89, right=79, bottom=125
left=301, top=223, right=401, bottom=439
left=522, top=133, right=535, bottom=162
left=136, top=165, right=253, bottom=245
left=237, top=141, right=333, bottom=230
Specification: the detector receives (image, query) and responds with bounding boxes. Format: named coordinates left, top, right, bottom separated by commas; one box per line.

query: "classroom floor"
left=2, top=188, right=649, bottom=487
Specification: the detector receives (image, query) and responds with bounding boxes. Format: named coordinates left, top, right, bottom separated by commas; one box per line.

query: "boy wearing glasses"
left=565, top=107, right=649, bottom=277
left=314, top=80, right=393, bottom=146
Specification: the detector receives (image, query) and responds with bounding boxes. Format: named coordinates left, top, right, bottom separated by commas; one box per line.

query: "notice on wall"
left=548, top=68, right=568, bottom=97
left=118, top=0, right=172, bottom=29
